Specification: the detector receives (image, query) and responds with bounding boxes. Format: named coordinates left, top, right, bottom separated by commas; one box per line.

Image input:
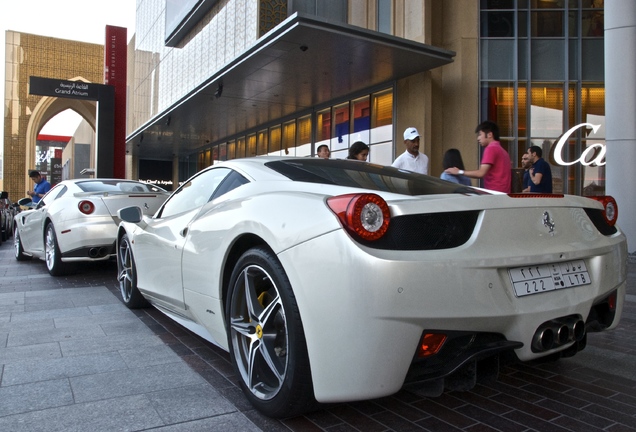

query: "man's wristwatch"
left=458, top=170, right=465, bottom=175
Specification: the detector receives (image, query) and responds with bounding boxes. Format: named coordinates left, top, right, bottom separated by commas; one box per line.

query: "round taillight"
left=590, top=196, right=618, bottom=226
left=327, top=193, right=390, bottom=241
left=78, top=200, right=95, bottom=215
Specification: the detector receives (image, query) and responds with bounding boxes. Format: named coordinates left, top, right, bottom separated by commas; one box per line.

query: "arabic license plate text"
left=508, top=260, right=591, bottom=297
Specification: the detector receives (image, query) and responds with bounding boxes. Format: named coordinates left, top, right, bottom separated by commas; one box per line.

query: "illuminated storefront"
left=480, top=0, right=606, bottom=195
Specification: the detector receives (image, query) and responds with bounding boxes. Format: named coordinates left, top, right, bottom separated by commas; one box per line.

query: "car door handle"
left=180, top=227, right=188, bottom=237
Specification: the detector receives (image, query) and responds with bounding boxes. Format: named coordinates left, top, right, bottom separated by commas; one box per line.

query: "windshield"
left=76, top=180, right=167, bottom=193
left=265, top=159, right=489, bottom=196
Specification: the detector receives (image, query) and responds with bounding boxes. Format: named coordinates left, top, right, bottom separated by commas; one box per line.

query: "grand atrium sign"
left=552, top=123, right=606, bottom=167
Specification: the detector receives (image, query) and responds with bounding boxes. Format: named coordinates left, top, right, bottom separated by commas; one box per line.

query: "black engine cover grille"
left=357, top=210, right=480, bottom=250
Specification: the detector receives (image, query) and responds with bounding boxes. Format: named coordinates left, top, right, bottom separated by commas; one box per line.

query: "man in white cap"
left=391, top=127, right=429, bottom=174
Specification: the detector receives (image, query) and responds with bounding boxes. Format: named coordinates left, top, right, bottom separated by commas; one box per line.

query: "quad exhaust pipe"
left=531, top=316, right=585, bottom=352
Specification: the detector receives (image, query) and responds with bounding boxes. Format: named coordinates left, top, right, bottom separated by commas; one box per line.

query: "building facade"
left=3, top=31, right=103, bottom=201
left=128, top=1, right=610, bottom=195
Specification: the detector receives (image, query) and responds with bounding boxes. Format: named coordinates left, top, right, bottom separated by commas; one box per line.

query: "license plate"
left=508, top=260, right=591, bottom=297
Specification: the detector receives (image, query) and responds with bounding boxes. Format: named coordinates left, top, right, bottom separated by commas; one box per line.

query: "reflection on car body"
left=115, top=157, right=627, bottom=418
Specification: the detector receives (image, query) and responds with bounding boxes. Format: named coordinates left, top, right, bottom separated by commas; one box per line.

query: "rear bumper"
left=61, top=242, right=116, bottom=261
left=278, top=227, right=627, bottom=403
left=57, top=218, right=118, bottom=258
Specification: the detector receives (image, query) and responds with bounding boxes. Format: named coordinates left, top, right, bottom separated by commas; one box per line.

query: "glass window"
left=237, top=137, right=246, bottom=159
left=265, top=159, right=487, bottom=196
left=372, top=90, right=392, bottom=129
left=40, top=184, right=67, bottom=206
left=531, top=11, right=564, bottom=37
left=282, top=120, right=296, bottom=156
left=247, top=133, right=257, bottom=157
left=297, top=115, right=312, bottom=156
left=480, top=0, right=516, bottom=10
left=227, top=140, right=236, bottom=160
left=159, top=167, right=232, bottom=219
left=256, top=129, right=268, bottom=156
left=481, top=11, right=515, bottom=37
left=530, top=84, right=564, bottom=139
left=531, top=40, right=565, bottom=80
left=517, top=85, right=527, bottom=138
left=269, top=125, right=282, bottom=156
left=332, top=102, right=350, bottom=149
left=211, top=170, right=249, bottom=201
left=76, top=180, right=166, bottom=193
left=377, top=0, right=392, bottom=34
left=316, top=108, right=333, bottom=152
left=518, top=11, right=528, bottom=37
left=581, top=39, right=604, bottom=81
left=479, top=83, right=516, bottom=137
left=480, top=40, right=515, bottom=80
left=370, top=89, right=393, bottom=165
left=582, top=7, right=604, bottom=37
left=351, top=96, right=371, bottom=147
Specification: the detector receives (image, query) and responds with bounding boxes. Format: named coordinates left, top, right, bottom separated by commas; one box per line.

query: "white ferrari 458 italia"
left=14, top=178, right=169, bottom=276
left=115, top=157, right=627, bottom=418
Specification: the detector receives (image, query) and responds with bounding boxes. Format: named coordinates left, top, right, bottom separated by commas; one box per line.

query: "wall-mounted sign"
left=552, top=123, right=606, bottom=167
left=29, top=77, right=100, bottom=100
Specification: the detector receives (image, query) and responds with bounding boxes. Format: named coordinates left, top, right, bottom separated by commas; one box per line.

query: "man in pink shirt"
left=445, top=121, right=511, bottom=193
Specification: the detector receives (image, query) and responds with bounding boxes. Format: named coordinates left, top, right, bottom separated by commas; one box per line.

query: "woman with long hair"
left=440, top=148, right=471, bottom=185
left=347, top=141, right=369, bottom=161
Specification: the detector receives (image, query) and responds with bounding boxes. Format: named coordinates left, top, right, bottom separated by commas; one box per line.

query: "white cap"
left=403, top=127, right=420, bottom=141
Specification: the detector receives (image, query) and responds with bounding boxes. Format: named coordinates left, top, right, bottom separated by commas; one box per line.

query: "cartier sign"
left=552, top=123, right=606, bottom=167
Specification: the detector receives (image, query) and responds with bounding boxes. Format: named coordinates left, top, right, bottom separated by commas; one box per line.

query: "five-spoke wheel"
left=227, top=246, right=315, bottom=418
left=117, top=233, right=148, bottom=308
left=14, top=226, right=30, bottom=261
left=44, top=223, right=67, bottom=276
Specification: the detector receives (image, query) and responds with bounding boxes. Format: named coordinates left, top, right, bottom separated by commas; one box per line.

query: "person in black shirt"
left=527, top=146, right=553, bottom=193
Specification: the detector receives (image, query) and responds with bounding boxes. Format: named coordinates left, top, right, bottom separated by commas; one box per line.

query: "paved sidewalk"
left=1, top=237, right=635, bottom=431
left=0, top=243, right=262, bottom=431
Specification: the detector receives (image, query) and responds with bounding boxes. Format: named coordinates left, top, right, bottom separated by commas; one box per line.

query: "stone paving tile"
left=70, top=361, right=207, bottom=403
left=1, top=351, right=126, bottom=386
left=145, top=384, right=237, bottom=424
left=0, top=341, right=61, bottom=364
left=0, top=394, right=165, bottom=432
left=6, top=321, right=106, bottom=347
left=0, top=378, right=74, bottom=417
left=58, top=331, right=166, bottom=357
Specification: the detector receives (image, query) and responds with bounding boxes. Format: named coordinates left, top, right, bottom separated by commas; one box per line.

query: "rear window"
left=76, top=180, right=167, bottom=193
left=265, top=159, right=488, bottom=196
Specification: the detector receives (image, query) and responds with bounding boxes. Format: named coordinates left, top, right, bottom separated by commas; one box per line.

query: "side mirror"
left=17, top=197, right=34, bottom=208
left=118, top=206, right=143, bottom=223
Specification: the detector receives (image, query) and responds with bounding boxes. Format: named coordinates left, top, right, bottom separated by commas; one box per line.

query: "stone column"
left=605, top=1, right=636, bottom=254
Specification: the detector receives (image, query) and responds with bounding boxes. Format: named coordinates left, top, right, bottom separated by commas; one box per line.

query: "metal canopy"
left=127, top=13, right=455, bottom=160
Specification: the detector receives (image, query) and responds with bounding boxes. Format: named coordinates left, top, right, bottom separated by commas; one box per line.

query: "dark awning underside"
left=127, top=13, right=455, bottom=160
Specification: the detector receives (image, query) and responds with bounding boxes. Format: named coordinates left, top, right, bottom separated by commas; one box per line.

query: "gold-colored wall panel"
left=3, top=31, right=104, bottom=201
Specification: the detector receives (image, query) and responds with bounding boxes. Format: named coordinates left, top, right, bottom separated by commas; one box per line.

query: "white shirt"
left=391, top=151, right=429, bottom=175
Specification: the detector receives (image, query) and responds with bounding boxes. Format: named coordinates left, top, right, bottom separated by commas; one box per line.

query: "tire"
left=14, top=227, right=30, bottom=261
left=44, top=223, right=69, bottom=276
left=117, top=233, right=149, bottom=308
left=226, top=246, right=316, bottom=418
